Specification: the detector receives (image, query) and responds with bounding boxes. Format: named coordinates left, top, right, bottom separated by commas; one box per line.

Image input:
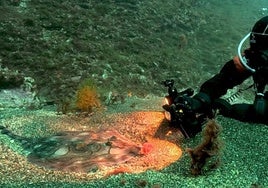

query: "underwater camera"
left=162, top=79, right=206, bottom=138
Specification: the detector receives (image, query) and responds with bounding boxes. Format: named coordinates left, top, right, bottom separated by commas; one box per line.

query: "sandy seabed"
left=0, top=96, right=267, bottom=187
left=0, top=96, right=185, bottom=186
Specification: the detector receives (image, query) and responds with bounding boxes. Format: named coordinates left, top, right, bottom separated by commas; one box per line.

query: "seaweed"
left=186, top=119, right=222, bottom=176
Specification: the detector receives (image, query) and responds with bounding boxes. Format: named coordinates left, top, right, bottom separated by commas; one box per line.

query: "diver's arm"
left=197, top=59, right=252, bottom=101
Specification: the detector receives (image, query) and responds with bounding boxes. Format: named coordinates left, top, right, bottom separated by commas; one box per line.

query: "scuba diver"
left=191, top=16, right=268, bottom=124
left=163, top=16, right=268, bottom=138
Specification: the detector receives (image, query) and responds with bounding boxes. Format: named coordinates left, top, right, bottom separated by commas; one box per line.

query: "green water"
left=0, top=0, right=268, bottom=187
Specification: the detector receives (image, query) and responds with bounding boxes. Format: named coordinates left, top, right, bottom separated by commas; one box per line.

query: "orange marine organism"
left=76, top=85, right=101, bottom=112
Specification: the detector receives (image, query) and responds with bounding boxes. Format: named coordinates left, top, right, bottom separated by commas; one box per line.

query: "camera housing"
left=162, top=80, right=205, bottom=138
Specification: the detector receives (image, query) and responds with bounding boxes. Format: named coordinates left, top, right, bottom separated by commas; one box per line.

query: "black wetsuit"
left=197, top=49, right=268, bottom=124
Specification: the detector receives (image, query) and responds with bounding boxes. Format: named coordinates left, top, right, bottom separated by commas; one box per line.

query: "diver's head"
left=250, top=16, right=268, bottom=51
left=249, top=17, right=268, bottom=90
left=238, top=16, right=268, bottom=73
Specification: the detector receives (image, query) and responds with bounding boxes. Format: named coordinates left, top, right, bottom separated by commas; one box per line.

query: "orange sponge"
left=76, top=86, right=100, bottom=112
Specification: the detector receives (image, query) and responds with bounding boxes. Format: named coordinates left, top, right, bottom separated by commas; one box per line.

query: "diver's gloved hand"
left=192, top=92, right=212, bottom=113
left=183, top=96, right=203, bottom=111
left=213, top=98, right=232, bottom=116
left=175, top=92, right=211, bottom=113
